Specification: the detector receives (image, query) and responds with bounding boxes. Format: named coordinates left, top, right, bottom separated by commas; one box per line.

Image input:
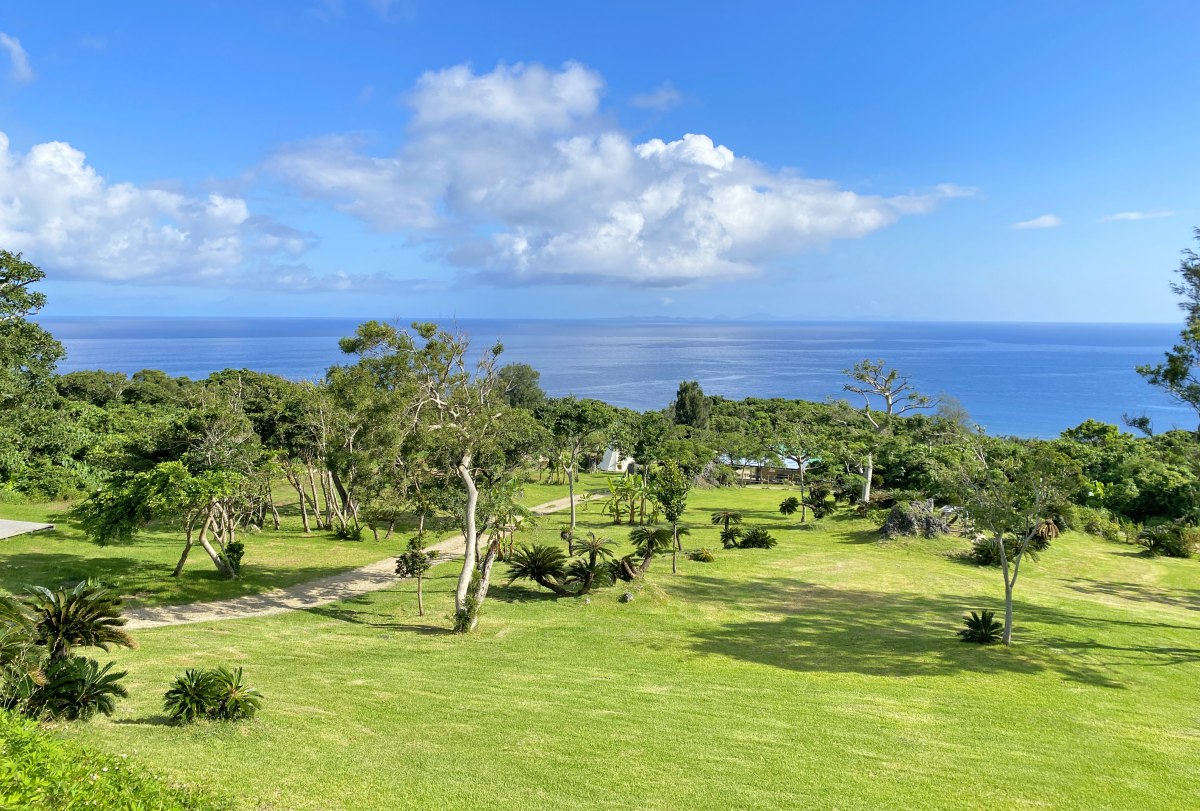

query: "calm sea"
left=37, top=317, right=1192, bottom=439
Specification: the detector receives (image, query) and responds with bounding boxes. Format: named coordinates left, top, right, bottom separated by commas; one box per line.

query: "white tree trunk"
left=453, top=454, right=479, bottom=622
left=861, top=453, right=874, bottom=504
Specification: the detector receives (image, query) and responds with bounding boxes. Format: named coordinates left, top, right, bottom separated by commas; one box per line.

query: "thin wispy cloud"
left=271, top=61, right=967, bottom=288
left=1012, top=214, right=1062, bottom=230
left=0, top=33, right=34, bottom=84
left=1100, top=210, right=1172, bottom=222
left=631, top=82, right=683, bottom=110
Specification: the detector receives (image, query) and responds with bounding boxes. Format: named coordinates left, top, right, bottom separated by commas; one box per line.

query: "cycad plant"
left=164, top=666, right=263, bottom=722
left=565, top=532, right=617, bottom=594
left=507, top=544, right=573, bottom=596
left=164, top=668, right=220, bottom=723
left=35, top=657, right=128, bottom=721
left=623, top=526, right=676, bottom=578
left=25, top=581, right=136, bottom=664
left=957, top=610, right=1003, bottom=644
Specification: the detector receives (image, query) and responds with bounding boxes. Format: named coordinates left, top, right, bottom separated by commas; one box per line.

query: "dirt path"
left=125, top=493, right=587, bottom=630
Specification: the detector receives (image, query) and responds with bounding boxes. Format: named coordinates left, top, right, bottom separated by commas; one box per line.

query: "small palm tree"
left=627, top=526, right=675, bottom=576
left=710, top=510, right=743, bottom=535
left=24, top=581, right=136, bottom=664
left=507, top=544, right=574, bottom=596
left=567, top=532, right=617, bottom=594
left=779, top=497, right=800, bottom=518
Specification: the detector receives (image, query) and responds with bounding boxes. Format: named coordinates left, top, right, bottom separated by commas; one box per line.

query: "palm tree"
left=24, top=581, right=136, bottom=664
left=779, top=496, right=800, bottom=525
left=36, top=657, right=128, bottom=721
left=567, top=531, right=617, bottom=593
left=710, top=510, right=743, bottom=535
left=626, top=526, right=675, bottom=577
left=507, top=544, right=574, bottom=596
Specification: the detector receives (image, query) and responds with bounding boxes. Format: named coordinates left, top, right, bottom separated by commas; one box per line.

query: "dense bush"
left=32, top=657, right=128, bottom=722
left=1137, top=523, right=1199, bottom=558
left=966, top=535, right=1004, bottom=566
left=735, top=527, right=778, bottom=549
left=1073, top=506, right=1127, bottom=542
left=163, top=667, right=262, bottom=723
left=957, top=610, right=1003, bottom=644
left=221, top=539, right=245, bottom=575
left=0, top=708, right=231, bottom=810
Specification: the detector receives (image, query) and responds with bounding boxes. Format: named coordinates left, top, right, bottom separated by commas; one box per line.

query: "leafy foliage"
left=1137, top=523, right=1198, bottom=558
left=23, top=581, right=136, bottom=665
left=687, top=547, right=715, bottom=562
left=957, top=610, right=1003, bottom=644
left=163, top=666, right=262, bottom=723
left=0, top=707, right=232, bottom=810
left=33, top=657, right=128, bottom=721
left=778, top=497, right=800, bottom=517
left=735, top=527, right=778, bottom=549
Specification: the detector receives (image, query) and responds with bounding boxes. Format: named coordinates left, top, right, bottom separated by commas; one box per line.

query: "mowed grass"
left=0, top=476, right=580, bottom=608
left=42, top=484, right=1200, bottom=810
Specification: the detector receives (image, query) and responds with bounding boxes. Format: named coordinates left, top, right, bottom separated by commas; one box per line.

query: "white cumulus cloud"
left=1012, top=214, right=1062, bottom=230
left=0, top=33, right=34, bottom=84
left=0, top=132, right=324, bottom=287
left=1100, top=210, right=1173, bottom=222
left=271, top=61, right=966, bottom=287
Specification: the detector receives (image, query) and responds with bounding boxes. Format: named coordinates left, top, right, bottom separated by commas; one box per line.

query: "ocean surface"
left=37, top=317, right=1193, bottom=439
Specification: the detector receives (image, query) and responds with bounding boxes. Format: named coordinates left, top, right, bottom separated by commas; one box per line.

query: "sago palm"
left=507, top=544, right=574, bottom=596
left=25, top=581, right=136, bottom=664
left=710, top=510, right=743, bottom=534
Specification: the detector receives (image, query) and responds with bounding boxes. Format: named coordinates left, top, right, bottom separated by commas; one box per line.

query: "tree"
left=620, top=526, right=675, bottom=579
left=1138, top=227, right=1200, bottom=432
left=843, top=360, right=935, bottom=503
left=651, top=460, right=691, bottom=574
left=954, top=441, right=1081, bottom=645
left=0, top=249, right=64, bottom=408
left=537, top=397, right=616, bottom=532
left=497, top=363, right=546, bottom=410
left=672, top=380, right=711, bottom=429
left=395, top=537, right=438, bottom=616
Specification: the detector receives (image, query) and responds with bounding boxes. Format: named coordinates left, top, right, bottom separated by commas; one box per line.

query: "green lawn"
left=0, top=474, right=582, bottom=608
left=27, top=484, right=1199, bottom=809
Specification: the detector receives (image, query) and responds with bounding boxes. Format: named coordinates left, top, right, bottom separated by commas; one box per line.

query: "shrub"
left=1138, top=523, right=1199, bottom=558
left=736, top=527, right=777, bottom=549
left=1075, top=506, right=1125, bottom=542
left=164, top=669, right=220, bottom=724
left=957, top=610, right=1003, bottom=644
left=687, top=548, right=715, bottom=563
left=333, top=524, right=365, bottom=541
left=967, top=535, right=1004, bottom=566
left=880, top=499, right=951, bottom=539
left=719, top=527, right=742, bottom=549
left=164, top=667, right=262, bottom=723
left=33, top=657, right=128, bottom=722
left=0, top=708, right=231, bottom=810
left=222, top=539, right=245, bottom=575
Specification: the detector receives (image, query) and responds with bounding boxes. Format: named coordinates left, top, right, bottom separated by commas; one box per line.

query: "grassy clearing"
left=32, top=484, right=1200, bottom=810
left=0, top=474, right=583, bottom=608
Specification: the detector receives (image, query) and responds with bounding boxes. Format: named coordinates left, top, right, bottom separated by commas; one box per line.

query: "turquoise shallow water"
left=38, top=317, right=1192, bottom=438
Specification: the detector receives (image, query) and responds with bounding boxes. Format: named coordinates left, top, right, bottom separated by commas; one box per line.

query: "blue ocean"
left=37, top=317, right=1192, bottom=439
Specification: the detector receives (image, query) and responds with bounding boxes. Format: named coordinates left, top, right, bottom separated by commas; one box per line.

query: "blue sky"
left=1, top=1, right=1197, bottom=322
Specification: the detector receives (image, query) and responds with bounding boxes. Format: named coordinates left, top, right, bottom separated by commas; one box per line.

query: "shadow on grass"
left=307, top=603, right=450, bottom=634
left=674, top=574, right=1199, bottom=688
left=112, top=715, right=175, bottom=727
left=1065, top=578, right=1200, bottom=612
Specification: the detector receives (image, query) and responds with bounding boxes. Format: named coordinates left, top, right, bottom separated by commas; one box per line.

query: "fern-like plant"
left=957, top=610, right=1003, bottom=644
left=210, top=666, right=262, bottom=721
left=24, top=581, right=136, bottom=664
left=506, top=544, right=573, bottom=596
left=35, top=657, right=128, bottom=721
left=164, top=668, right=221, bottom=723
left=736, top=527, right=778, bottom=549
left=687, top=548, right=715, bottom=563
